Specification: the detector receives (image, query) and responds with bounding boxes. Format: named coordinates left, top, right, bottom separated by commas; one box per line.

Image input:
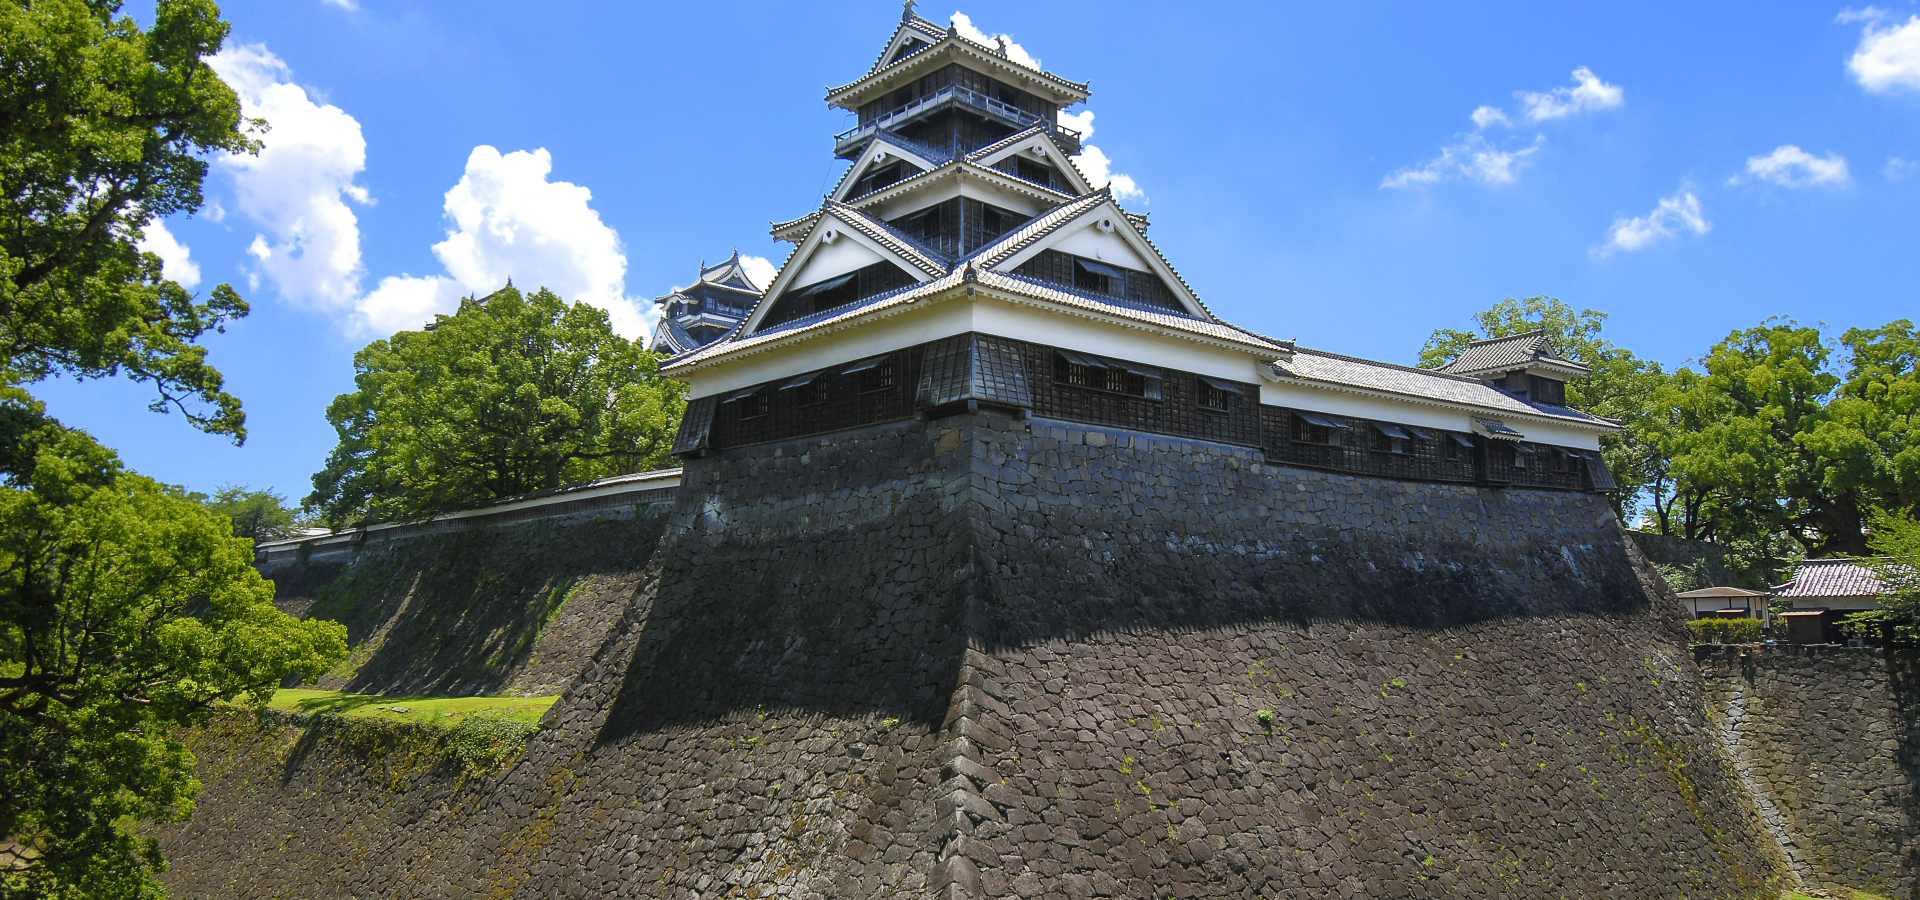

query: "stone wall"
left=262, top=502, right=676, bottom=697
left=1697, top=644, right=1920, bottom=896
left=159, top=412, right=1787, bottom=898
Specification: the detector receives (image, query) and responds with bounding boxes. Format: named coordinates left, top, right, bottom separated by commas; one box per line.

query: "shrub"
left=1685, top=617, right=1763, bottom=644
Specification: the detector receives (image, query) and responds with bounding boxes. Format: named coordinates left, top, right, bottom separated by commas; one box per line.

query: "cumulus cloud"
left=1733, top=145, right=1851, bottom=187
left=209, top=43, right=370, bottom=312
left=1382, top=133, right=1543, bottom=188
left=1517, top=67, right=1625, bottom=121
left=136, top=220, right=201, bottom=288
left=1847, top=13, right=1920, bottom=93
left=739, top=256, right=777, bottom=292
left=1596, top=189, right=1709, bottom=256
left=1055, top=110, right=1146, bottom=204
left=950, top=12, right=1039, bottom=70
left=1887, top=156, right=1918, bottom=180
left=1470, top=105, right=1511, bottom=129
left=356, top=146, right=651, bottom=339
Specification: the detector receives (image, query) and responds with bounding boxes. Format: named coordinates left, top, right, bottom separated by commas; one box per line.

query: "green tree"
left=307, top=286, right=685, bottom=527
left=1654, top=319, right=1913, bottom=559
left=0, top=391, right=347, bottom=898
left=1419, top=296, right=1669, bottom=519
left=200, top=485, right=303, bottom=542
left=0, top=0, right=256, bottom=440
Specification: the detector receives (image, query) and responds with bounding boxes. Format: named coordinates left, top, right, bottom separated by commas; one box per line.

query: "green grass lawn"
left=1787, top=890, right=1893, bottom=900
left=267, top=688, right=557, bottom=727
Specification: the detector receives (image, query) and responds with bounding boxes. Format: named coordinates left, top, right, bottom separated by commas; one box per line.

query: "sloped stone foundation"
left=160, top=413, right=1784, bottom=898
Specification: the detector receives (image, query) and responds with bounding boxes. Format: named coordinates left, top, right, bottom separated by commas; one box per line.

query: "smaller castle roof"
left=1439, top=331, right=1591, bottom=379
left=1774, top=558, right=1892, bottom=600
left=1271, top=348, right=1617, bottom=431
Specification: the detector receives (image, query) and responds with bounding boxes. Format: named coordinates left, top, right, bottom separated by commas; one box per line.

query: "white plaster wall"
left=788, top=236, right=887, bottom=287
left=1046, top=223, right=1153, bottom=270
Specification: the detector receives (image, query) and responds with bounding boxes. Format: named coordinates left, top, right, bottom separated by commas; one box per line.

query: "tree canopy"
left=191, top=485, right=305, bottom=542
left=0, top=0, right=256, bottom=440
left=307, top=285, right=685, bottom=527
left=0, top=391, right=346, bottom=898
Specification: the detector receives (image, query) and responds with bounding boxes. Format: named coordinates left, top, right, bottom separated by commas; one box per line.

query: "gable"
left=831, top=138, right=944, bottom=203
left=988, top=199, right=1207, bottom=319
left=970, top=131, right=1092, bottom=195
left=1046, top=221, right=1153, bottom=271
left=788, top=236, right=886, bottom=288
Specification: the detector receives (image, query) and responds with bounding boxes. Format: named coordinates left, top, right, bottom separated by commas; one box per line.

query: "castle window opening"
left=1291, top=412, right=1346, bottom=446
left=1053, top=350, right=1161, bottom=399
left=1511, top=443, right=1532, bottom=469
left=1197, top=376, right=1241, bottom=412
left=725, top=385, right=770, bottom=419
left=1369, top=422, right=1410, bottom=454
left=845, top=354, right=896, bottom=393
left=1073, top=258, right=1119, bottom=296
left=782, top=370, right=828, bottom=406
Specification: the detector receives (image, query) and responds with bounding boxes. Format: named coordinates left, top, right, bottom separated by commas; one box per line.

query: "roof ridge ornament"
left=903, top=0, right=916, bottom=22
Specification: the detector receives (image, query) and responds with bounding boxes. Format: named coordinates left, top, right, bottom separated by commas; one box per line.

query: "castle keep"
left=662, top=10, right=1618, bottom=496
left=157, top=10, right=1842, bottom=899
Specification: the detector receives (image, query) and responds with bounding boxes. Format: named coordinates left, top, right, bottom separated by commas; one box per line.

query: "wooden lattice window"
left=846, top=355, right=895, bottom=394
left=1074, top=258, right=1119, bottom=296
left=1369, top=422, right=1410, bottom=454
left=782, top=370, right=827, bottom=406
left=1292, top=412, right=1345, bottom=446
left=725, top=386, right=769, bottom=419
left=1197, top=376, right=1241, bottom=412
left=1054, top=350, right=1159, bottom=399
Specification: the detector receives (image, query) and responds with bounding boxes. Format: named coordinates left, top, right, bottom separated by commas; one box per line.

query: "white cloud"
left=1734, top=145, right=1851, bottom=187
left=1057, top=108, right=1096, bottom=139
left=1518, top=67, right=1625, bottom=121
left=739, top=256, right=776, bottom=292
left=1596, top=189, right=1709, bottom=256
left=209, top=43, right=370, bottom=312
left=136, top=220, right=201, bottom=289
left=1382, top=133, right=1543, bottom=188
left=1837, top=7, right=1887, bottom=24
left=1887, top=156, right=1918, bottom=180
left=319, top=0, right=358, bottom=9
left=950, top=12, right=1039, bottom=70
left=1471, top=105, right=1511, bottom=129
left=354, top=146, right=651, bottom=339
left=1055, top=110, right=1146, bottom=203
left=1848, top=13, right=1920, bottom=93
left=1070, top=144, right=1147, bottom=203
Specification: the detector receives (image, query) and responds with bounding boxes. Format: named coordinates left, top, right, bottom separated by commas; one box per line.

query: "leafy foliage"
left=1683, top=618, right=1763, bottom=645
left=0, top=392, right=346, bottom=898
left=1864, top=510, right=1920, bottom=641
left=1419, top=296, right=1668, bottom=519
left=307, top=286, right=684, bottom=527
left=198, top=485, right=304, bottom=542
left=1651, top=320, right=1919, bottom=559
left=0, top=0, right=258, bottom=440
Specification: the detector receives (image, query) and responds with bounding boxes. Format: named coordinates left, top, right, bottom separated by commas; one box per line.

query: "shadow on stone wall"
left=271, top=505, right=674, bottom=697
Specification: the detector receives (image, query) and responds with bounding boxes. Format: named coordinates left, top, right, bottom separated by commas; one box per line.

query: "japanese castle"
left=660, top=7, right=1619, bottom=492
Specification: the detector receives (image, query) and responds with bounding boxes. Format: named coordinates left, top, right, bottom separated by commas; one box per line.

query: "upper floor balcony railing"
left=834, top=85, right=1082, bottom=158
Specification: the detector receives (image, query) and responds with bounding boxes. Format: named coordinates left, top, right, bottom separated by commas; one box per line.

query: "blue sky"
left=38, top=1, right=1920, bottom=501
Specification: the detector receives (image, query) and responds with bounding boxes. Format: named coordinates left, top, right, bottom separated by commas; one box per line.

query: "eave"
left=1264, top=367, right=1622, bottom=434
left=826, top=36, right=1090, bottom=111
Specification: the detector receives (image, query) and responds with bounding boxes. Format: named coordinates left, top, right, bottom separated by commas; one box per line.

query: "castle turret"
left=646, top=251, right=762, bottom=355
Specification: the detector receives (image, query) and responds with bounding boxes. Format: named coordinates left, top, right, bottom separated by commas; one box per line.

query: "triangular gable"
left=830, top=137, right=945, bottom=203
left=967, top=126, right=1093, bottom=195
left=984, top=193, right=1210, bottom=320
left=738, top=209, right=942, bottom=336
left=868, top=16, right=948, bottom=74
